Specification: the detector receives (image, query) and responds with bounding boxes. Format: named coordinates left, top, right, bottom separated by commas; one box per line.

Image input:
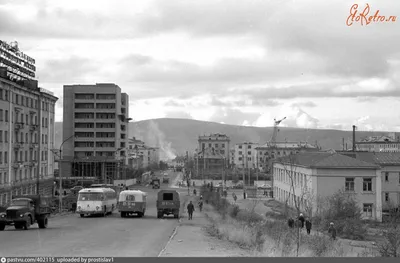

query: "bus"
left=118, top=190, right=147, bottom=218
left=76, top=188, right=117, bottom=217
left=90, top=184, right=121, bottom=195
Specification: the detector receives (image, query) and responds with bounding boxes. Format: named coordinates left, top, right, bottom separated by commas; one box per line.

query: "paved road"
left=0, top=172, right=191, bottom=257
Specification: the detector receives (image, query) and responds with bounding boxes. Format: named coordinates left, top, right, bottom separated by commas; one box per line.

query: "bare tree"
left=279, top=154, right=315, bottom=257
left=377, top=201, right=400, bottom=257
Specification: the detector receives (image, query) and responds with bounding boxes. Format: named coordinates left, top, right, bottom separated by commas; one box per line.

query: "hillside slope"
left=55, top=118, right=386, bottom=159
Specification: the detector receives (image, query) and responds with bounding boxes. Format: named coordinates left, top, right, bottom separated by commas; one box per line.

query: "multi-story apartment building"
left=127, top=137, right=160, bottom=169
left=273, top=152, right=382, bottom=222
left=256, top=142, right=318, bottom=172
left=197, top=134, right=230, bottom=178
left=234, top=142, right=259, bottom=169
left=61, top=83, right=129, bottom=186
left=339, top=151, right=400, bottom=210
left=356, top=133, right=400, bottom=152
left=0, top=40, right=58, bottom=206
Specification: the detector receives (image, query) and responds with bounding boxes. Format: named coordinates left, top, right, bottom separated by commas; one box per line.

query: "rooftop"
left=339, top=152, right=400, bottom=166
left=257, top=141, right=318, bottom=149
left=275, top=152, right=379, bottom=169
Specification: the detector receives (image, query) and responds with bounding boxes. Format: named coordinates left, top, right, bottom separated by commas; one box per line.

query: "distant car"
left=71, top=186, right=84, bottom=191
left=163, top=172, right=168, bottom=176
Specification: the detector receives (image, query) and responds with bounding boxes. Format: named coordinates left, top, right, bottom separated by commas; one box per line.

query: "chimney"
left=352, top=125, right=356, bottom=152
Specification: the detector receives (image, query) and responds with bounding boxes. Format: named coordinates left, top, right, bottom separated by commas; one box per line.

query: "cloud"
left=251, top=105, right=319, bottom=129
left=165, top=111, right=193, bottom=119
left=38, top=56, right=100, bottom=82
left=209, top=108, right=260, bottom=126
left=292, top=101, right=317, bottom=108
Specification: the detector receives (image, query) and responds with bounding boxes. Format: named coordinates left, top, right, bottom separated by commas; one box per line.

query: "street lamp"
left=59, top=134, right=76, bottom=213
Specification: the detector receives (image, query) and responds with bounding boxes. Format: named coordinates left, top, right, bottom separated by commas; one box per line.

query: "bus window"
left=78, top=193, right=104, bottom=201
left=126, top=195, right=135, bottom=201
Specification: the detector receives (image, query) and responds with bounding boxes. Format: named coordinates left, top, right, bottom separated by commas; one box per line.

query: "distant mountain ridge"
left=54, top=118, right=388, bottom=159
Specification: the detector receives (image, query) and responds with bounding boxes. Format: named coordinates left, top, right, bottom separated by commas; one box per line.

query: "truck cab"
left=152, top=178, right=161, bottom=189
left=0, top=195, right=50, bottom=231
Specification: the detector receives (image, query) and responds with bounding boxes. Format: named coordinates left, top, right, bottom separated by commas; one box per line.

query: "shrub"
left=228, top=204, right=240, bottom=218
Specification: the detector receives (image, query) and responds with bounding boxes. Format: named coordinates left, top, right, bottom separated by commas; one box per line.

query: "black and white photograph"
left=0, top=0, right=399, bottom=259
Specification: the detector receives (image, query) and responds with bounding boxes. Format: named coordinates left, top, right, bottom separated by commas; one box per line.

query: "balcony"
left=14, top=122, right=25, bottom=131
left=14, top=143, right=22, bottom=149
left=29, top=124, right=38, bottom=131
left=12, top=162, right=24, bottom=169
left=30, top=162, right=38, bottom=167
left=29, top=143, right=39, bottom=149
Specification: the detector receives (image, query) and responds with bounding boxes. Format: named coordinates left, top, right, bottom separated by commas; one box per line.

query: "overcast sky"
left=1, top=0, right=399, bottom=131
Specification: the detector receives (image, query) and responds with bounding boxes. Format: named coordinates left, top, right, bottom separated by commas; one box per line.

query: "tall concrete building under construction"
left=60, top=83, right=130, bottom=186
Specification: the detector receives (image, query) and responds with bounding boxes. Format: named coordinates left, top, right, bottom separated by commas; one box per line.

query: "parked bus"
left=76, top=188, right=117, bottom=217
left=118, top=190, right=147, bottom=218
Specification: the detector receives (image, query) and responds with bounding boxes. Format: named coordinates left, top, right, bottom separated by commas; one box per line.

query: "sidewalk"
left=159, top=205, right=251, bottom=257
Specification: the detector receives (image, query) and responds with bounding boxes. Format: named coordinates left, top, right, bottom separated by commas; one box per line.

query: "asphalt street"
left=0, top=172, right=191, bottom=257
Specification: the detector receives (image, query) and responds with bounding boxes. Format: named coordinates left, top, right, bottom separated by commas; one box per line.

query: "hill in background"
left=55, top=118, right=387, bottom=160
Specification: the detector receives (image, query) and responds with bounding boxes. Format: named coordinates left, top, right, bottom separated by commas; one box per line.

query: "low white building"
left=273, top=152, right=382, bottom=222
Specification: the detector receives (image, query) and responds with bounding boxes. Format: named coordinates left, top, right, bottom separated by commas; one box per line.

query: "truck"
left=152, top=178, right=161, bottom=189
left=156, top=190, right=180, bottom=219
left=162, top=177, right=169, bottom=184
left=0, top=195, right=51, bottom=231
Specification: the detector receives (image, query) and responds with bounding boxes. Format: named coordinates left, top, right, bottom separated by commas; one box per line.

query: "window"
left=239, top=145, right=242, bottom=149
left=385, top=172, right=389, bottom=182
left=385, top=193, right=389, bottom=202
left=345, top=178, right=355, bottom=191
left=399, top=173, right=400, bottom=184
left=363, top=178, right=372, bottom=192
left=5, top=110, right=8, bottom=122
left=363, top=204, right=373, bottom=218
left=0, top=109, right=2, bottom=121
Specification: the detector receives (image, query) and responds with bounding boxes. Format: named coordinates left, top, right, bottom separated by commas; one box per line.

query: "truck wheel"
left=157, top=212, right=162, bottom=218
left=120, top=212, right=125, bottom=218
left=137, top=212, right=143, bottom=218
left=14, top=223, right=23, bottom=230
left=38, top=215, right=48, bottom=229
left=80, top=214, right=85, bottom=218
left=24, top=217, right=31, bottom=230
left=0, top=224, right=5, bottom=231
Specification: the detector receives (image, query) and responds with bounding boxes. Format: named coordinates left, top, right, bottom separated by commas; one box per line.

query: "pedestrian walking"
left=243, top=191, right=246, bottom=200
left=193, top=189, right=197, bottom=196
left=305, top=218, right=312, bottom=234
left=328, top=222, right=337, bottom=240
left=298, top=213, right=305, bottom=228
left=288, top=217, right=294, bottom=228
left=187, top=201, right=195, bottom=220
left=198, top=200, right=203, bottom=212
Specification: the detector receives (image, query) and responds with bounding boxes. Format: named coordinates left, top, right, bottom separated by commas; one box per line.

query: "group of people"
left=288, top=213, right=337, bottom=240
left=186, top=195, right=204, bottom=220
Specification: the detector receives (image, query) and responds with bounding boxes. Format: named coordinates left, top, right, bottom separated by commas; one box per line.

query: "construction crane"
left=269, top=117, right=286, bottom=147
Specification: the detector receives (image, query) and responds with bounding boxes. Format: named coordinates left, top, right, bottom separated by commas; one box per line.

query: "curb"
left=157, top=224, right=180, bottom=257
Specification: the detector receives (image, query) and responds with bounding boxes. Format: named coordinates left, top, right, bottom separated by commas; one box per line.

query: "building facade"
left=196, top=134, right=230, bottom=179
left=256, top=142, right=318, bottom=173
left=234, top=142, right=259, bottom=169
left=339, top=151, right=400, bottom=210
left=127, top=137, right=160, bottom=169
left=273, top=152, right=382, bottom=222
left=356, top=134, right=400, bottom=152
left=60, top=83, right=129, bottom=186
left=0, top=40, right=58, bottom=206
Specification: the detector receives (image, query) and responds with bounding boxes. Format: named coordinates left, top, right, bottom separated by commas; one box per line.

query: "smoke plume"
left=140, top=120, right=177, bottom=161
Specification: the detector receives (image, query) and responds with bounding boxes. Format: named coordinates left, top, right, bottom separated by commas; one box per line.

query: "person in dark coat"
left=298, top=213, right=305, bottom=228
left=187, top=201, right=195, bottom=220
left=288, top=217, right=294, bottom=228
left=328, top=222, right=337, bottom=240
left=305, top=218, right=312, bottom=234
